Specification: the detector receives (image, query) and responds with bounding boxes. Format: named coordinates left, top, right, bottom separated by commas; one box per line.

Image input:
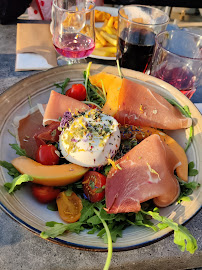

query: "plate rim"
left=0, top=64, right=202, bottom=251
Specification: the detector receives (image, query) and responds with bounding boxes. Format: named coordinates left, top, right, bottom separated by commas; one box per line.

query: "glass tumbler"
left=150, top=30, right=202, bottom=99
left=117, top=5, right=169, bottom=73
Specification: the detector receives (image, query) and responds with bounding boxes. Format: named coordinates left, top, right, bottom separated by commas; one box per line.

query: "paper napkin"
left=15, top=23, right=57, bottom=71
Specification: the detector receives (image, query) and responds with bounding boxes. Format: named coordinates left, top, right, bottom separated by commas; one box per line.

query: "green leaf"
left=0, top=160, right=20, bottom=178
left=47, top=201, right=58, bottom=211
left=174, top=225, right=197, bottom=254
left=65, top=189, right=73, bottom=196
left=165, top=99, right=193, bottom=152
left=177, top=196, right=191, bottom=204
left=94, top=208, right=113, bottom=270
left=40, top=223, right=69, bottom=239
left=108, top=224, right=124, bottom=243
left=178, top=180, right=200, bottom=203
left=188, top=162, right=199, bottom=176
left=83, top=62, right=106, bottom=108
left=54, top=78, right=70, bottom=95
left=79, top=199, right=95, bottom=222
left=87, top=215, right=102, bottom=225
left=9, top=144, right=27, bottom=156
left=141, top=209, right=198, bottom=254
left=5, top=174, right=33, bottom=193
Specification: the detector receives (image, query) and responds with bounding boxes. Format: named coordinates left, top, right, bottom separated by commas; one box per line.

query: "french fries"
left=93, top=12, right=118, bottom=58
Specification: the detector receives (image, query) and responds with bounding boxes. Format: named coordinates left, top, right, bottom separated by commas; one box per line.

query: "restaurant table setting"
left=0, top=2, right=202, bottom=270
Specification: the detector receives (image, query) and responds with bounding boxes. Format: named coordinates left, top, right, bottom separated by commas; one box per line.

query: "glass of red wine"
left=150, top=30, right=202, bottom=99
left=117, top=5, right=169, bottom=73
left=52, top=0, right=95, bottom=65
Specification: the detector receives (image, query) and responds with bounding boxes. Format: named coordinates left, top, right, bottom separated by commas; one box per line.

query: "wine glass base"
left=57, top=56, right=87, bottom=66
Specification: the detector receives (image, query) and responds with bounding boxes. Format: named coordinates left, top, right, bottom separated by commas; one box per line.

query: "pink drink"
left=54, top=33, right=95, bottom=58
left=152, top=66, right=196, bottom=99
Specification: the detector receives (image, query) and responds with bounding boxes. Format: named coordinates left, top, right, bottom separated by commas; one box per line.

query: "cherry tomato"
left=82, top=171, right=106, bottom=203
left=66, top=84, right=86, bottom=101
left=31, top=184, right=60, bottom=204
left=56, top=191, right=83, bottom=223
left=36, top=144, right=59, bottom=165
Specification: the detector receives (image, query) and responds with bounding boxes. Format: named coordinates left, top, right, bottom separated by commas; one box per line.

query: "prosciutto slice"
left=43, top=90, right=89, bottom=125
left=14, top=107, right=60, bottom=159
left=115, top=79, right=192, bottom=130
left=105, top=134, right=181, bottom=214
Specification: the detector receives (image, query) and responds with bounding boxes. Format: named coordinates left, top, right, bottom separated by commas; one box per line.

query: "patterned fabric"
left=28, top=0, right=52, bottom=20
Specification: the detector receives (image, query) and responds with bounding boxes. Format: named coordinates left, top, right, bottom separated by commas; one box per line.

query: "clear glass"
left=117, top=5, right=169, bottom=73
left=150, top=30, right=202, bottom=99
left=52, top=0, right=95, bottom=65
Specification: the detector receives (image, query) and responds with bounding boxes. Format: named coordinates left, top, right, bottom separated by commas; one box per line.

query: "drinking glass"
left=150, top=30, right=202, bottom=99
left=52, top=0, right=95, bottom=65
left=117, top=5, right=169, bottom=73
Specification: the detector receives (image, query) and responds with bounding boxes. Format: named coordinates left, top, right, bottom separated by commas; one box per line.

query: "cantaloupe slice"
left=11, top=156, right=89, bottom=186
left=127, top=126, right=188, bottom=182
left=89, top=72, right=122, bottom=116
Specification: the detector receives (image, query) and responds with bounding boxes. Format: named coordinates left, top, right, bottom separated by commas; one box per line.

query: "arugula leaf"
left=54, top=77, right=70, bottom=95
left=128, top=212, right=158, bottom=232
left=41, top=220, right=85, bottom=239
left=174, top=225, right=197, bottom=254
left=178, top=180, right=200, bottom=203
left=0, top=160, right=20, bottom=178
left=84, top=63, right=106, bottom=108
left=5, top=174, right=33, bottom=193
left=94, top=208, right=113, bottom=270
left=79, top=199, right=95, bottom=222
left=9, top=144, right=27, bottom=156
left=141, top=208, right=198, bottom=254
left=47, top=201, right=58, bottom=211
left=188, top=161, right=199, bottom=176
left=166, top=99, right=193, bottom=152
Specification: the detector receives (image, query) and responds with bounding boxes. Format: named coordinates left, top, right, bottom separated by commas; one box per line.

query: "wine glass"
left=52, top=0, right=95, bottom=65
left=149, top=30, right=202, bottom=99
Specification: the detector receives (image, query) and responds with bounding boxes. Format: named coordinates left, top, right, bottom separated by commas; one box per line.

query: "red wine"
left=152, top=66, right=196, bottom=99
left=54, top=33, right=95, bottom=58
left=118, top=28, right=155, bottom=72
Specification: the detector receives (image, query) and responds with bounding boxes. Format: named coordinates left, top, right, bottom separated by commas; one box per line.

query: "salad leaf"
left=165, top=99, right=193, bottom=152
left=174, top=225, right=197, bottom=253
left=188, top=161, right=199, bottom=176
left=141, top=208, right=198, bottom=254
left=0, top=160, right=20, bottom=178
left=4, top=174, right=33, bottom=193
left=54, top=77, right=70, bottom=95
left=178, top=181, right=200, bottom=203
left=84, top=63, right=106, bottom=108
left=128, top=212, right=158, bottom=232
left=47, top=201, right=58, bottom=211
left=9, top=144, right=27, bottom=157
left=94, top=208, right=113, bottom=270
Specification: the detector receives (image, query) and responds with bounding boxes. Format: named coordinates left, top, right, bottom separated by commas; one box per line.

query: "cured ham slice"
left=43, top=90, right=89, bottom=125
left=14, top=106, right=60, bottom=159
left=105, top=134, right=180, bottom=214
left=115, top=79, right=192, bottom=130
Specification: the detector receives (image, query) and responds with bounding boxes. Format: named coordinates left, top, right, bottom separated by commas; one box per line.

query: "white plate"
left=89, top=6, right=118, bottom=60
left=0, top=64, right=201, bottom=251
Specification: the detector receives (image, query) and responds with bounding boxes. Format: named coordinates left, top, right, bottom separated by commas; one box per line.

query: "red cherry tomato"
left=36, top=144, right=59, bottom=165
left=82, top=171, right=106, bottom=203
left=31, top=184, right=60, bottom=204
left=66, top=84, right=86, bottom=101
